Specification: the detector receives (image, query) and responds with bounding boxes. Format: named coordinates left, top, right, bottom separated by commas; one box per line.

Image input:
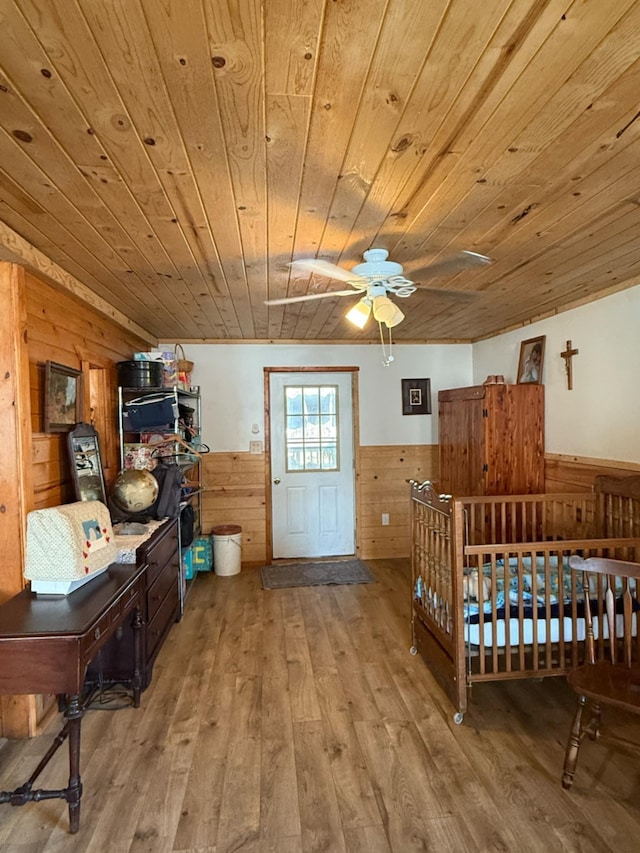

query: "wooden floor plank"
left=259, top=590, right=301, bottom=842
left=172, top=672, right=237, bottom=850
left=343, top=824, right=393, bottom=853
left=298, top=586, right=338, bottom=668
left=315, top=590, right=381, bottom=722
left=282, top=590, right=322, bottom=723
left=1, top=558, right=640, bottom=851
left=293, top=719, right=347, bottom=853
left=215, top=674, right=262, bottom=852
left=354, top=717, right=446, bottom=851
left=314, top=664, right=383, bottom=831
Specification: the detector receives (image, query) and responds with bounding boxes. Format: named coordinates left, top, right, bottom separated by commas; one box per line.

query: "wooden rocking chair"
left=562, top=555, right=640, bottom=789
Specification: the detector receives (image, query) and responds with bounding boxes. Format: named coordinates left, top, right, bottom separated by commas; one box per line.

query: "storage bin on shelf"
left=117, top=359, right=163, bottom=389
left=133, top=350, right=178, bottom=388
left=192, top=536, right=213, bottom=572
left=182, top=546, right=196, bottom=581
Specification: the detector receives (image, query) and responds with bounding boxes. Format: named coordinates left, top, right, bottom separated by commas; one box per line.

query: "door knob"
left=273, top=477, right=281, bottom=484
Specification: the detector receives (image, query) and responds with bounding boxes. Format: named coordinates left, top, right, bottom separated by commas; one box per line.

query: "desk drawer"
left=109, top=580, right=140, bottom=626
left=82, top=578, right=142, bottom=662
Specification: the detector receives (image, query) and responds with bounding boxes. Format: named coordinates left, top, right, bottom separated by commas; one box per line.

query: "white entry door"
left=270, top=372, right=355, bottom=559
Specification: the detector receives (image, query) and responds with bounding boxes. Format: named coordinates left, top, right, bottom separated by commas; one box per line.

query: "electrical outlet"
left=381, top=513, right=390, bottom=526
left=249, top=440, right=263, bottom=455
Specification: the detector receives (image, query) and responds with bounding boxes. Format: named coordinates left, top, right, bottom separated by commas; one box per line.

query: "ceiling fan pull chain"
left=379, top=321, right=394, bottom=366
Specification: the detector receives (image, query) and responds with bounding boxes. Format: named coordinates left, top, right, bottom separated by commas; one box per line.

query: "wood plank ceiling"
left=0, top=0, right=639, bottom=343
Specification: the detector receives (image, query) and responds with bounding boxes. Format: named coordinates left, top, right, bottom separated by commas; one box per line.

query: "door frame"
left=263, top=366, right=361, bottom=564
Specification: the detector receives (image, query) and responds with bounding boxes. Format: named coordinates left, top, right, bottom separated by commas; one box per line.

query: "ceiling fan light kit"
left=344, top=293, right=404, bottom=331
left=345, top=299, right=371, bottom=329
left=372, top=295, right=404, bottom=328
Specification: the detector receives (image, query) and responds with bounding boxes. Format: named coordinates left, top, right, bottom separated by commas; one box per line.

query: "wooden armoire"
left=438, top=381, right=544, bottom=496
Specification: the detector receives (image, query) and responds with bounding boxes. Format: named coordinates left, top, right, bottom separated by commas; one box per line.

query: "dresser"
left=438, top=382, right=544, bottom=496
left=139, top=517, right=181, bottom=682
left=86, top=517, right=180, bottom=690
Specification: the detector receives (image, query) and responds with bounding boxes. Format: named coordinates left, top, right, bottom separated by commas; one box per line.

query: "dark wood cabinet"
left=438, top=382, right=544, bottom=496
left=138, top=517, right=181, bottom=681
left=86, top=518, right=180, bottom=690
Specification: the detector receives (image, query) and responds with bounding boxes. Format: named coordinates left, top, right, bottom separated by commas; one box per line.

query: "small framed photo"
left=517, top=336, right=545, bottom=384
left=402, top=378, right=432, bottom=415
left=44, top=361, right=83, bottom=433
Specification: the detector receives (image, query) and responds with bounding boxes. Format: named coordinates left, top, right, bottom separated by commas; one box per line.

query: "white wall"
left=188, top=343, right=472, bottom=452
left=472, top=284, right=640, bottom=464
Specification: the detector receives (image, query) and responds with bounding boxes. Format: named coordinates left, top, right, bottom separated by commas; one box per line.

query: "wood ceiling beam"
left=0, top=222, right=156, bottom=344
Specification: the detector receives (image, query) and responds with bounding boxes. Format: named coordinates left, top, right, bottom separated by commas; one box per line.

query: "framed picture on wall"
left=401, top=378, right=432, bottom=415
left=44, top=361, right=83, bottom=433
left=516, top=336, right=545, bottom=384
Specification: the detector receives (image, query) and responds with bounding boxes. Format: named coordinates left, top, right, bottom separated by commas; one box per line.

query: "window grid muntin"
left=284, top=384, right=339, bottom=472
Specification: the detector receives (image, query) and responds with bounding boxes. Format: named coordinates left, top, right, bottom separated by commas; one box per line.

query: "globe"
left=111, top=468, right=159, bottom=514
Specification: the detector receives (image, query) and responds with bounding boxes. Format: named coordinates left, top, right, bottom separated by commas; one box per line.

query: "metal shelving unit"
left=117, top=385, right=203, bottom=612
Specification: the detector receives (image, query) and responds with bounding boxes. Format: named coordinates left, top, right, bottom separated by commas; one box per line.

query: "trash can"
left=212, top=524, right=242, bottom=576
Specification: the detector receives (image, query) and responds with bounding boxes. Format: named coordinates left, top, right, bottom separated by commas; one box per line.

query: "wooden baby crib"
left=409, top=475, right=640, bottom=723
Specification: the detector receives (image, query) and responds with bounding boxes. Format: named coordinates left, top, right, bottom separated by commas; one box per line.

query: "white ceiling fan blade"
left=265, top=289, right=357, bottom=306
left=288, top=258, right=368, bottom=284
left=411, top=250, right=492, bottom=281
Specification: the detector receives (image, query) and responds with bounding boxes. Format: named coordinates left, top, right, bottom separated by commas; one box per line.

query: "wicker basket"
left=174, top=343, right=194, bottom=373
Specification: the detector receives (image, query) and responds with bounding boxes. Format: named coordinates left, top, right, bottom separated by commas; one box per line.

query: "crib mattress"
left=465, top=613, right=634, bottom=648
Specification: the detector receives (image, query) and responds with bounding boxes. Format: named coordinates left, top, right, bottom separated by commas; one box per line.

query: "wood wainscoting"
left=201, top=444, right=438, bottom=565
left=201, top=449, right=640, bottom=567
left=358, top=445, right=438, bottom=560
left=545, top=453, right=640, bottom=493
left=201, top=452, right=267, bottom=566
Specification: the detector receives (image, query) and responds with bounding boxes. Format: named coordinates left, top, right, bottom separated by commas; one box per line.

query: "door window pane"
left=284, top=385, right=339, bottom=472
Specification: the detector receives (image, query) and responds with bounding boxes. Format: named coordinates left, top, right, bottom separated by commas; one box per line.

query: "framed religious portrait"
left=44, top=361, right=83, bottom=433
left=516, top=336, right=545, bottom=384
left=402, top=378, right=432, bottom=415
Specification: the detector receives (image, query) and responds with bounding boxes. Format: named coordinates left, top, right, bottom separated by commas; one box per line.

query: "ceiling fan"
left=265, top=248, right=492, bottom=330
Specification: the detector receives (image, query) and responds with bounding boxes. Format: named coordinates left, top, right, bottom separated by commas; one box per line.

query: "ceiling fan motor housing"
left=352, top=248, right=403, bottom=280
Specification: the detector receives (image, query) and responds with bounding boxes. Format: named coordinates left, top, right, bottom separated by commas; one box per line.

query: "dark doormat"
left=261, top=559, right=375, bottom=590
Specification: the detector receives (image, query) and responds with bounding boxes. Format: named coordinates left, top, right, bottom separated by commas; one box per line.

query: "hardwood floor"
left=2, top=559, right=640, bottom=852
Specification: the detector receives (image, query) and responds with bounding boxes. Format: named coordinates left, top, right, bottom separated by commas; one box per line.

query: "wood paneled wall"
left=26, top=272, right=149, bottom=510
left=0, top=264, right=31, bottom=604
left=201, top=444, right=438, bottom=565
left=200, top=448, right=640, bottom=567
left=358, top=445, right=438, bottom=560
left=201, top=452, right=267, bottom=565
left=545, top=453, right=640, bottom=493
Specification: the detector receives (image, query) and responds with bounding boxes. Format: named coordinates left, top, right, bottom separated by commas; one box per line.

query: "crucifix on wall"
left=560, top=340, right=579, bottom=390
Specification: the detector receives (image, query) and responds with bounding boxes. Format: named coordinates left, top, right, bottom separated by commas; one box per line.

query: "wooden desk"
left=0, top=563, right=145, bottom=833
